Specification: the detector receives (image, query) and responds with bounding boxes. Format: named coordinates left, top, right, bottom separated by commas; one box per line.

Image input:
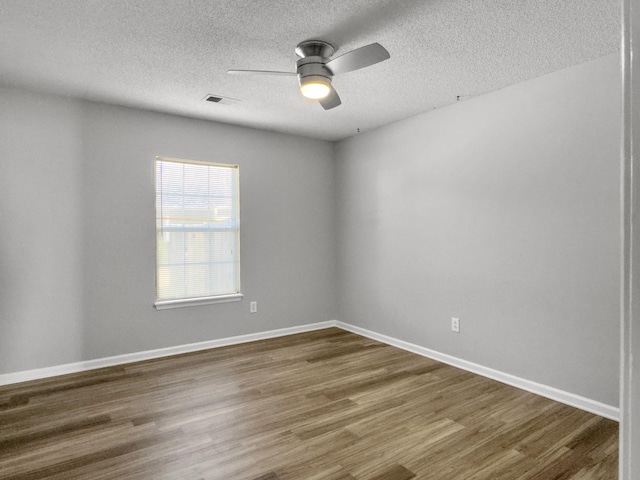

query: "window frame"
left=154, top=156, right=242, bottom=310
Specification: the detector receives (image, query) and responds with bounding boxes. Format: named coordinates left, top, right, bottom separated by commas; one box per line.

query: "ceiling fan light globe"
left=300, top=76, right=331, bottom=99
left=301, top=83, right=331, bottom=99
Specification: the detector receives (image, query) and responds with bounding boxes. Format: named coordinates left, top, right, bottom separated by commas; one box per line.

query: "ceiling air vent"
left=202, top=94, right=240, bottom=105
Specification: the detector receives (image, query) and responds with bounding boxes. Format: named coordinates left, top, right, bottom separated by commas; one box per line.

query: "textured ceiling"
left=0, top=0, right=620, bottom=141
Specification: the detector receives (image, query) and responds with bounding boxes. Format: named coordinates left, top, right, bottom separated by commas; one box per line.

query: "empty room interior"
left=0, top=1, right=636, bottom=479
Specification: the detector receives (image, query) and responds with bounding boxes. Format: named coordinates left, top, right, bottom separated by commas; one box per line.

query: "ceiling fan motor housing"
left=297, top=56, right=333, bottom=87
left=295, top=40, right=334, bottom=89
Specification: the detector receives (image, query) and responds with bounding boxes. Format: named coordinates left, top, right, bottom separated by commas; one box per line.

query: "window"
left=155, top=157, right=241, bottom=309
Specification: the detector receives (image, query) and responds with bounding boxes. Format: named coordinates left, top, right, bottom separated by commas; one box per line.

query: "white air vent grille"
left=202, top=94, right=240, bottom=105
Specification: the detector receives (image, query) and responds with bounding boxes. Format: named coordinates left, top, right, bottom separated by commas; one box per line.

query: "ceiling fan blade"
left=320, top=87, right=341, bottom=110
left=227, top=69, right=297, bottom=76
left=325, top=43, right=390, bottom=75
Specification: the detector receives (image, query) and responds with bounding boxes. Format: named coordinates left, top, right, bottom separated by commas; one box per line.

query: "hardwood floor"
left=0, top=328, right=618, bottom=479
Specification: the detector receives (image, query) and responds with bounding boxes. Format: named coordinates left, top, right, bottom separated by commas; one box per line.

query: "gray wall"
left=0, top=89, right=86, bottom=374
left=0, top=88, right=337, bottom=373
left=335, top=54, right=621, bottom=406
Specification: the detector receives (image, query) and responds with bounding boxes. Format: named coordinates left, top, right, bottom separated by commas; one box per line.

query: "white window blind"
left=155, top=157, right=240, bottom=308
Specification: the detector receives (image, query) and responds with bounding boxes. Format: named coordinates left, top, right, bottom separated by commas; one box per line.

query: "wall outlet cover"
left=451, top=317, right=460, bottom=333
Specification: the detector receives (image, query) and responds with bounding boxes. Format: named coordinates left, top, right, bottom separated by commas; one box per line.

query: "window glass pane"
left=155, top=158, right=240, bottom=302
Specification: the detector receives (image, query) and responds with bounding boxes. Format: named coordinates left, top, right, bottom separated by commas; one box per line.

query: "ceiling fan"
left=228, top=40, right=390, bottom=110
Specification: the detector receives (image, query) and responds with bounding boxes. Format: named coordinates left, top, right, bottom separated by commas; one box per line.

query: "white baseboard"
left=335, top=321, right=620, bottom=421
left=0, top=321, right=335, bottom=387
left=0, top=319, right=620, bottom=421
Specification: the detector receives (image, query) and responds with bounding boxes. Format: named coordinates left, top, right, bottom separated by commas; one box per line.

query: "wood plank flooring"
left=0, top=328, right=618, bottom=479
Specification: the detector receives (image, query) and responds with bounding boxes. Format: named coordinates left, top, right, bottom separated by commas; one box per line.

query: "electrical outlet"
left=250, top=301, right=257, bottom=313
left=451, top=317, right=460, bottom=333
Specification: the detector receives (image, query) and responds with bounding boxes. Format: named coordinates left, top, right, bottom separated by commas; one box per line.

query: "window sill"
left=154, top=293, right=243, bottom=310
